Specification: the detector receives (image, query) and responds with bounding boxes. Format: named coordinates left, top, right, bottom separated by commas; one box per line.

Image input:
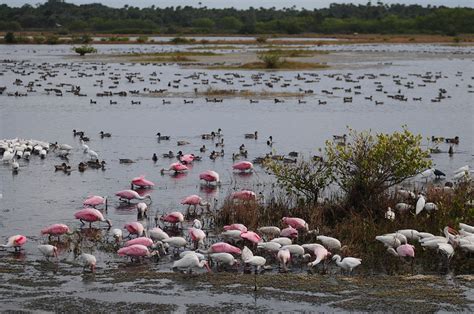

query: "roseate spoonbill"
left=242, top=246, right=254, bottom=262
left=83, top=195, right=107, bottom=210
left=437, top=243, right=454, bottom=265
left=231, top=190, right=256, bottom=201
left=232, top=161, right=253, bottom=172
left=118, top=244, right=155, bottom=261
left=125, top=237, right=154, bottom=248
left=208, top=242, right=241, bottom=254
left=241, top=231, right=262, bottom=244
left=375, top=233, right=405, bottom=248
left=415, top=194, right=426, bottom=215
left=420, top=227, right=457, bottom=249
left=257, top=242, right=282, bottom=253
left=115, top=190, right=152, bottom=204
left=397, top=229, right=420, bottom=241
left=1, top=235, right=27, bottom=251
left=257, top=226, right=281, bottom=239
left=277, top=248, right=291, bottom=272
left=280, top=226, right=298, bottom=238
left=271, top=237, right=292, bottom=246
left=38, top=244, right=58, bottom=260
left=387, top=244, right=415, bottom=258
left=317, top=236, right=342, bottom=251
left=41, top=223, right=70, bottom=240
left=124, top=222, right=145, bottom=238
left=162, top=237, right=188, bottom=252
left=179, top=154, right=195, bottom=164
left=161, top=162, right=188, bottom=175
left=149, top=227, right=169, bottom=242
left=180, top=251, right=206, bottom=261
left=160, top=212, right=184, bottom=228
left=199, top=170, right=220, bottom=186
left=223, top=223, right=247, bottom=233
left=244, top=256, right=266, bottom=273
left=181, top=195, right=210, bottom=213
left=460, top=223, right=474, bottom=233
left=282, top=217, right=309, bottom=231
left=332, top=255, right=362, bottom=275
left=189, top=228, right=206, bottom=249
left=74, top=208, right=111, bottom=228
left=221, top=230, right=243, bottom=242
left=131, top=175, right=155, bottom=189
left=79, top=253, right=97, bottom=272
left=172, top=252, right=211, bottom=273
left=137, top=202, right=148, bottom=219
left=395, top=202, right=413, bottom=213
left=308, top=245, right=331, bottom=268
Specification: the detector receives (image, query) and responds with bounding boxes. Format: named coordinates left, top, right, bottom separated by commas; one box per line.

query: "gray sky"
left=1, top=0, right=473, bottom=9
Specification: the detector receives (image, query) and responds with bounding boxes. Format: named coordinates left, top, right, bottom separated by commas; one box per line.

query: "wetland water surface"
left=0, top=42, right=473, bottom=311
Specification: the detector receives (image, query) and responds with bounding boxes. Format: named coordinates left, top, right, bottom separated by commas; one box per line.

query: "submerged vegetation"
left=0, top=1, right=472, bottom=35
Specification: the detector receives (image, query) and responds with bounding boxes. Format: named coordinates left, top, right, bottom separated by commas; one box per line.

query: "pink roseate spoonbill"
left=79, top=253, right=96, bottom=272
left=38, top=244, right=58, bottom=260
left=199, top=170, right=220, bottom=186
left=74, top=208, right=112, bottom=229
left=332, top=254, right=362, bottom=275
left=280, top=226, right=298, bottom=238
left=172, top=252, right=211, bottom=273
left=282, top=217, right=309, bottom=231
left=231, top=190, right=256, bottom=201
left=131, top=175, right=155, bottom=189
left=41, top=223, right=70, bottom=240
left=179, top=154, right=195, bottom=165
left=1, top=235, right=27, bottom=251
left=317, top=235, right=342, bottom=251
left=189, top=227, right=206, bottom=249
left=83, top=195, right=108, bottom=210
left=124, top=222, right=145, bottom=238
left=308, top=245, right=331, bottom=269
left=232, top=161, right=254, bottom=173
left=387, top=244, right=415, bottom=258
left=208, top=242, right=241, bottom=255
left=159, top=212, right=184, bottom=228
left=241, top=231, right=262, bottom=244
left=181, top=195, right=210, bottom=213
left=137, top=202, right=148, bottom=219
left=118, top=244, right=155, bottom=262
left=223, top=223, right=248, bottom=233
left=277, top=248, right=291, bottom=272
left=116, top=190, right=151, bottom=204
left=161, top=162, right=188, bottom=175
left=125, top=237, right=154, bottom=248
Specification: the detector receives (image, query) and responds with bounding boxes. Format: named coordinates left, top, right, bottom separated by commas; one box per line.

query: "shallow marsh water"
left=0, top=42, right=473, bottom=311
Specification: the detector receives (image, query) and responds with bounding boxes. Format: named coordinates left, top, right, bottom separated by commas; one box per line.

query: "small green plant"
left=170, top=37, right=192, bottom=44
left=73, top=45, right=97, bottom=56
left=256, top=36, right=268, bottom=44
left=136, top=35, right=149, bottom=43
left=4, top=32, right=16, bottom=44
left=46, top=35, right=60, bottom=45
left=257, top=53, right=283, bottom=69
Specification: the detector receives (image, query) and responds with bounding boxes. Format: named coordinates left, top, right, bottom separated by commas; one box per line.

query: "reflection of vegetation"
left=0, top=2, right=472, bottom=35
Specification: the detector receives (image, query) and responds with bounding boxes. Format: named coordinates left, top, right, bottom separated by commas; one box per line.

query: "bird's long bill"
left=205, top=262, right=212, bottom=273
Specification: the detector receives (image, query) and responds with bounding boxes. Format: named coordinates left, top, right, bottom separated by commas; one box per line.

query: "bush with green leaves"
left=4, top=32, right=16, bottom=43
left=73, top=45, right=97, bottom=56
left=257, top=53, right=283, bottom=69
left=264, top=157, right=333, bottom=205
left=325, top=127, right=432, bottom=213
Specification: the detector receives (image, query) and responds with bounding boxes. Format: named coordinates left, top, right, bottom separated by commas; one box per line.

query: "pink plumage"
left=131, top=175, right=155, bottom=188
left=282, top=217, right=309, bottom=231
left=125, top=237, right=154, bottom=247
left=181, top=195, right=202, bottom=206
left=118, top=244, right=150, bottom=257
left=280, top=226, right=298, bottom=238
left=209, top=242, right=241, bottom=254
left=397, top=244, right=415, bottom=257
left=83, top=195, right=106, bottom=207
left=74, top=208, right=106, bottom=223
left=41, top=224, right=70, bottom=236
left=170, top=162, right=188, bottom=172
left=232, top=161, right=253, bottom=171
left=199, top=170, right=219, bottom=183
left=161, top=212, right=184, bottom=224
left=189, top=228, right=206, bottom=242
left=223, top=223, right=248, bottom=232
left=180, top=154, right=195, bottom=164
left=241, top=231, right=262, bottom=244
left=231, top=190, right=256, bottom=201
left=124, top=222, right=144, bottom=236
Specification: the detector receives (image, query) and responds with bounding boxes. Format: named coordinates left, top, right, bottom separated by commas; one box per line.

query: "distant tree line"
left=0, top=0, right=472, bottom=35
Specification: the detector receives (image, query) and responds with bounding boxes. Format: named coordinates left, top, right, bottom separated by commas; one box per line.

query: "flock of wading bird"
left=1, top=125, right=473, bottom=277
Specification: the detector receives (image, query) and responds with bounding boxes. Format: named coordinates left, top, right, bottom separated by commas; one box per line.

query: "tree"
left=265, top=157, right=333, bottom=205
left=4, top=32, right=16, bottom=43
left=73, top=45, right=97, bottom=56
left=325, top=127, right=432, bottom=213
left=219, top=16, right=243, bottom=31
left=257, top=53, right=283, bottom=68
left=192, top=18, right=215, bottom=29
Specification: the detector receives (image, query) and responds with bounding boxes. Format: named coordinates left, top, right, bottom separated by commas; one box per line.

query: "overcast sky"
left=1, top=0, right=473, bottom=9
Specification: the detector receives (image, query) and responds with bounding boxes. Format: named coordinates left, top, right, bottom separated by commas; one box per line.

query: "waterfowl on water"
left=156, top=133, right=170, bottom=140
left=245, top=131, right=258, bottom=139
left=100, top=131, right=111, bottom=138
